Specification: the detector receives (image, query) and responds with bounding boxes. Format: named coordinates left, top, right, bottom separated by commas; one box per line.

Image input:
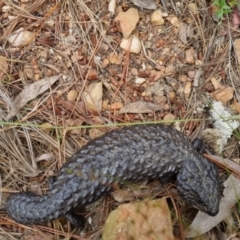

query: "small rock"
left=102, top=99, right=109, bottom=110
left=115, top=8, right=139, bottom=39
left=164, top=104, right=170, bottom=110
left=67, top=90, right=77, bottom=102
left=135, top=77, right=146, bottom=84
left=188, top=3, right=198, bottom=15
left=210, top=86, right=234, bottom=105
left=188, top=70, right=195, bottom=79
left=102, top=58, right=109, bottom=68
left=147, top=82, right=164, bottom=96
left=39, top=49, right=48, bottom=59
left=2, top=6, right=11, bottom=12
left=167, top=15, right=180, bottom=27
left=150, top=70, right=163, bottom=81
left=120, top=35, right=141, bottom=53
left=39, top=123, right=53, bottom=133
left=83, top=82, right=103, bottom=111
left=8, top=27, right=35, bottom=47
left=163, top=113, right=176, bottom=124
left=35, top=73, right=40, bottom=81
left=184, top=82, right=192, bottom=96
left=108, top=0, right=116, bottom=14
left=46, top=19, right=55, bottom=27
left=162, top=12, right=169, bottom=17
left=165, top=64, right=175, bottom=74
left=102, top=199, right=174, bottom=240
left=231, top=98, right=240, bottom=114
left=178, top=74, right=189, bottom=82
left=177, top=86, right=184, bottom=94
left=185, top=48, right=195, bottom=64
left=110, top=102, right=123, bottom=110
left=108, top=52, right=122, bottom=64
left=169, top=91, right=176, bottom=103
left=131, top=68, right=138, bottom=76
left=154, top=96, right=166, bottom=106
left=87, top=68, right=98, bottom=80
left=130, top=0, right=157, bottom=9
left=195, top=59, right=203, bottom=66
left=99, top=42, right=109, bottom=53
left=8, top=15, right=16, bottom=21
left=24, top=64, right=34, bottom=79
left=151, top=10, right=164, bottom=26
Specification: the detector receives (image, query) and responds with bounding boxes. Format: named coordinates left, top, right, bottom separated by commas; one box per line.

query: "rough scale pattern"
left=6, top=124, right=220, bottom=226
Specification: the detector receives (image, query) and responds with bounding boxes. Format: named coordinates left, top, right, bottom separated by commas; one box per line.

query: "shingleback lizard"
left=6, top=124, right=220, bottom=226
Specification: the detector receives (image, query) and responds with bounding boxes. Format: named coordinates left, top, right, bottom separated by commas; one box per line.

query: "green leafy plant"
left=213, top=0, right=232, bottom=20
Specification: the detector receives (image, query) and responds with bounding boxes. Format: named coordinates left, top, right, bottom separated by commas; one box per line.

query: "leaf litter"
left=7, top=75, right=61, bottom=119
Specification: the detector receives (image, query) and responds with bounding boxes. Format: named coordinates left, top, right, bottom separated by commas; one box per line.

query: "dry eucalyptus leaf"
left=7, top=75, right=61, bottom=119
left=102, top=198, right=174, bottom=240
left=119, top=101, right=162, bottom=114
left=179, top=23, right=188, bottom=44
left=179, top=23, right=194, bottom=44
left=193, top=69, right=202, bottom=87
left=207, top=155, right=240, bottom=177
left=185, top=174, right=240, bottom=238
left=65, top=119, right=84, bottom=135
left=130, top=0, right=157, bottom=10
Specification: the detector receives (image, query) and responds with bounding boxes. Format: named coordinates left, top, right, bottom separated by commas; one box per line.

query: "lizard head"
left=176, top=155, right=220, bottom=216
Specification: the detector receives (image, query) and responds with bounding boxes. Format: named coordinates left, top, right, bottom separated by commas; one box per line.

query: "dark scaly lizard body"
left=6, top=124, right=220, bottom=226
